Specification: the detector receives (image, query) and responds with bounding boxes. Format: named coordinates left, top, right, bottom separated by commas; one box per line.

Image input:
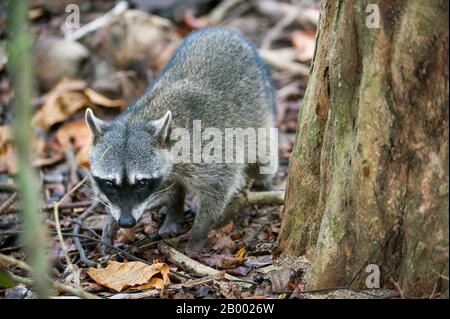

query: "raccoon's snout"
left=118, top=215, right=136, bottom=228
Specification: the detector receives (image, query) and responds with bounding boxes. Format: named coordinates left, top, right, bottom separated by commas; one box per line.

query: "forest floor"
left=0, top=0, right=397, bottom=299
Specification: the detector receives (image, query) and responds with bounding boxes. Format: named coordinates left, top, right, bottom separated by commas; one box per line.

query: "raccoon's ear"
left=152, top=111, right=172, bottom=146
left=85, top=108, right=108, bottom=144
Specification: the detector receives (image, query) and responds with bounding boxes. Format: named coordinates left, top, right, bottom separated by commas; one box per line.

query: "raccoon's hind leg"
left=247, top=163, right=274, bottom=191
left=186, top=168, right=246, bottom=252
left=186, top=192, right=228, bottom=252
left=158, top=183, right=186, bottom=238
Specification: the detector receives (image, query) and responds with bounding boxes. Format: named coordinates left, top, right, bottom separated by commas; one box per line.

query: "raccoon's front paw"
left=185, top=237, right=208, bottom=252
left=158, top=220, right=182, bottom=238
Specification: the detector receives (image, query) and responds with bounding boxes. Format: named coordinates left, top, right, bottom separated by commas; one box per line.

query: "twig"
left=3, top=200, right=93, bottom=215
left=261, top=7, right=300, bottom=50
left=390, top=278, right=405, bottom=299
left=53, top=202, right=74, bottom=273
left=51, top=176, right=90, bottom=273
left=158, top=241, right=253, bottom=288
left=221, top=191, right=284, bottom=224
left=0, top=253, right=100, bottom=299
left=64, top=1, right=129, bottom=41
left=203, top=0, right=246, bottom=24
left=0, top=192, right=17, bottom=215
left=55, top=175, right=88, bottom=207
left=73, top=201, right=99, bottom=267
left=259, top=49, right=310, bottom=75
left=107, top=289, right=161, bottom=299
left=31, top=153, right=65, bottom=168
left=255, top=0, right=319, bottom=27
left=0, top=183, right=16, bottom=192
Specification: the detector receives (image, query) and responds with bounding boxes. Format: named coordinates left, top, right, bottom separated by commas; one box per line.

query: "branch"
left=203, top=0, right=246, bottom=24
left=0, top=253, right=100, bottom=299
left=221, top=190, right=284, bottom=224
left=259, top=49, right=310, bottom=76
left=158, top=241, right=254, bottom=288
left=0, top=192, right=17, bottom=214
left=64, top=1, right=129, bottom=41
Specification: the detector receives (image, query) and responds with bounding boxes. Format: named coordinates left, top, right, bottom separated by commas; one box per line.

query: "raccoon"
left=86, top=27, right=277, bottom=252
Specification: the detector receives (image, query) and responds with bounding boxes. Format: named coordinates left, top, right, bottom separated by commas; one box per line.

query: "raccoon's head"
left=85, top=108, right=173, bottom=228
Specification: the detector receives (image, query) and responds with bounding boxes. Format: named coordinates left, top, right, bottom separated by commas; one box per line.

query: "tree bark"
left=278, top=0, right=449, bottom=297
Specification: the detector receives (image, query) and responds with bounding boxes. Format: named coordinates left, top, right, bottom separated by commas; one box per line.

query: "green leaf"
left=0, top=267, right=15, bottom=288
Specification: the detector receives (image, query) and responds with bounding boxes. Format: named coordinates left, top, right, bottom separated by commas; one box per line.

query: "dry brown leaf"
left=0, top=125, right=46, bottom=174
left=75, top=144, right=90, bottom=168
left=54, top=119, right=91, bottom=150
left=32, top=77, right=125, bottom=131
left=54, top=119, right=92, bottom=167
left=32, top=78, right=89, bottom=131
left=84, top=88, right=125, bottom=108
left=87, top=261, right=170, bottom=292
left=291, top=29, right=316, bottom=62
left=0, top=126, right=16, bottom=174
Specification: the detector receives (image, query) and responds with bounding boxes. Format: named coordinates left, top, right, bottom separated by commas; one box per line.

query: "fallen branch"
left=0, top=192, right=17, bottom=215
left=3, top=200, right=93, bottom=215
left=0, top=253, right=100, bottom=299
left=53, top=202, right=74, bottom=273
left=261, top=7, right=300, bottom=50
left=51, top=176, right=90, bottom=272
left=259, top=49, right=310, bottom=76
left=203, top=0, right=246, bottom=24
left=64, top=1, right=129, bottom=41
left=221, top=190, right=285, bottom=224
left=255, top=0, right=319, bottom=28
left=158, top=241, right=253, bottom=289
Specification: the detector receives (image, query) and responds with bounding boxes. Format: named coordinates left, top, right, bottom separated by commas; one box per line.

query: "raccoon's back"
left=162, top=28, right=269, bottom=90
left=133, top=28, right=275, bottom=130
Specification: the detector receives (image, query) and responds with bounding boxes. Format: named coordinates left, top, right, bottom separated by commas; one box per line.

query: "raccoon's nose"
left=118, top=215, right=135, bottom=228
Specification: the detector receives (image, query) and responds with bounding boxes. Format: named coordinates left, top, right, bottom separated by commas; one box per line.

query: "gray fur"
left=87, top=28, right=277, bottom=252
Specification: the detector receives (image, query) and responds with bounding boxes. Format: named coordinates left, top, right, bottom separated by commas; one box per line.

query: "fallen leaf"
left=34, top=37, right=89, bottom=90
left=87, top=261, right=170, bottom=292
left=32, top=78, right=125, bottom=131
left=266, top=268, right=296, bottom=292
left=54, top=119, right=91, bottom=150
left=235, top=247, right=246, bottom=258
left=32, top=78, right=89, bottom=131
left=84, top=88, right=125, bottom=108
left=53, top=119, right=91, bottom=167
left=202, top=254, right=243, bottom=270
left=0, top=126, right=16, bottom=174
left=228, top=266, right=252, bottom=276
left=244, top=255, right=272, bottom=268
left=117, top=228, right=136, bottom=243
left=291, top=29, right=316, bottom=62
left=0, top=125, right=46, bottom=174
left=92, top=10, right=179, bottom=71
left=75, top=144, right=90, bottom=168
left=211, top=235, right=235, bottom=253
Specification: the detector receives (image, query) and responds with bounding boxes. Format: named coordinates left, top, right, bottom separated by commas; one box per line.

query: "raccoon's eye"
left=136, top=179, right=149, bottom=190
left=104, top=180, right=114, bottom=189
left=95, top=178, right=116, bottom=193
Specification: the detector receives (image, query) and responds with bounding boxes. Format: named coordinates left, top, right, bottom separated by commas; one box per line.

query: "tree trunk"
left=278, top=0, right=449, bottom=297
